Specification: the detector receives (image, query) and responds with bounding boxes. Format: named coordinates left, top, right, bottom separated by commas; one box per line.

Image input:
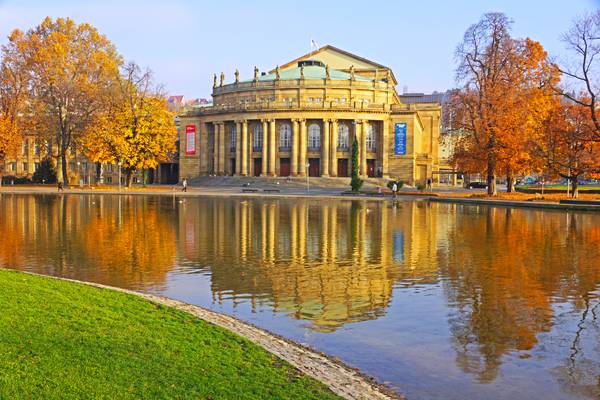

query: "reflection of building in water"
left=0, top=194, right=178, bottom=290
left=178, top=198, right=441, bottom=331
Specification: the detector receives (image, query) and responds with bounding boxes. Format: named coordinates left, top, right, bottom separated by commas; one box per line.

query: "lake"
left=0, top=193, right=599, bottom=399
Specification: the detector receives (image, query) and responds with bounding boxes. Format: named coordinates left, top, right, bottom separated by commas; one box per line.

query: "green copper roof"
left=243, top=65, right=373, bottom=83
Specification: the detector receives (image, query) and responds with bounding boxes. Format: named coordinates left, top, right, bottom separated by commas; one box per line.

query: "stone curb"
left=430, top=197, right=600, bottom=212
left=4, top=269, right=402, bottom=400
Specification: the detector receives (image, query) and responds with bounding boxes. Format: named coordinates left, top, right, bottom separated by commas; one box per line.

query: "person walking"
left=57, top=181, right=63, bottom=192
left=392, top=182, right=398, bottom=199
left=427, top=177, right=432, bottom=190
left=182, top=178, right=188, bottom=192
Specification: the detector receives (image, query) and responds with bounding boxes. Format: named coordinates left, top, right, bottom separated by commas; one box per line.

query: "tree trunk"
left=487, top=154, right=497, bottom=196
left=0, top=170, right=3, bottom=187
left=506, top=166, right=515, bottom=193
left=506, top=176, right=515, bottom=193
left=126, top=169, right=133, bottom=188
left=61, top=153, right=68, bottom=187
left=571, top=177, right=579, bottom=198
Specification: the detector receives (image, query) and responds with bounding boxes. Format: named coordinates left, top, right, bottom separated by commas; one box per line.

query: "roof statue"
left=275, top=65, right=280, bottom=80
left=220, top=72, right=225, bottom=87
left=254, top=66, right=259, bottom=82
left=325, top=64, right=330, bottom=79
left=213, top=73, right=217, bottom=88
left=235, top=69, right=239, bottom=83
left=350, top=65, right=355, bottom=81
left=300, top=65, right=305, bottom=79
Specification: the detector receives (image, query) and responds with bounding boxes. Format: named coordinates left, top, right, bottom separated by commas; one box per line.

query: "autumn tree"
left=558, top=11, right=600, bottom=139
left=85, top=62, right=176, bottom=187
left=0, top=30, right=29, bottom=186
left=451, top=13, right=558, bottom=195
left=531, top=100, right=599, bottom=198
left=7, top=17, right=121, bottom=186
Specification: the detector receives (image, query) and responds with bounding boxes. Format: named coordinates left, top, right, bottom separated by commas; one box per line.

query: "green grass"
left=520, top=184, right=600, bottom=190
left=0, top=269, right=341, bottom=400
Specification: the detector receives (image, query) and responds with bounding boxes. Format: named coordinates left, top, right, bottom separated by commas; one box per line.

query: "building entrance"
left=337, top=159, right=349, bottom=177
left=367, top=159, right=376, bottom=177
left=308, top=158, right=320, bottom=177
left=253, top=158, right=262, bottom=176
left=279, top=158, right=290, bottom=176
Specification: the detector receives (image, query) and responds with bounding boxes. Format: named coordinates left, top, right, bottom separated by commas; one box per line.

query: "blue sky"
left=0, top=0, right=598, bottom=98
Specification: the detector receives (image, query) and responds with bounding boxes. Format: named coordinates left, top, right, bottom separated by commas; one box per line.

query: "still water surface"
left=1, top=194, right=599, bottom=399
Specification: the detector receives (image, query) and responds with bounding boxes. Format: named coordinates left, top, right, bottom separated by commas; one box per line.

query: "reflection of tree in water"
left=553, top=296, right=600, bottom=399
left=439, top=206, right=600, bottom=393
left=0, top=194, right=178, bottom=290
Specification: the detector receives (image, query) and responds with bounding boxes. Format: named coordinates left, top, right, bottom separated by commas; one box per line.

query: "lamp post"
left=306, top=162, right=310, bottom=193
left=118, top=161, right=122, bottom=191
left=77, top=161, right=81, bottom=188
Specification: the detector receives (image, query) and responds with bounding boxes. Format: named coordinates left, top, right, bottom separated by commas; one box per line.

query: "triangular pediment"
left=279, top=45, right=387, bottom=71
left=273, top=45, right=396, bottom=84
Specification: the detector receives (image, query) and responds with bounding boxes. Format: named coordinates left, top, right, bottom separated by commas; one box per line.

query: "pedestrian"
left=392, top=182, right=397, bottom=199
left=182, top=178, right=188, bottom=192
left=57, top=181, right=63, bottom=192
left=427, top=178, right=432, bottom=190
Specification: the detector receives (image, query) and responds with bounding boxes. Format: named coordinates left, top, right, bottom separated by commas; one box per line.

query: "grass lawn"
left=519, top=184, right=600, bottom=191
left=0, top=269, right=341, bottom=400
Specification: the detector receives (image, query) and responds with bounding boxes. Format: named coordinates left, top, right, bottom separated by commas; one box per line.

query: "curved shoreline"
left=7, top=269, right=400, bottom=400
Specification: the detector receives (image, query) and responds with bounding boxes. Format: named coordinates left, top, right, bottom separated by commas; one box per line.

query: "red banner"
left=185, top=125, right=196, bottom=155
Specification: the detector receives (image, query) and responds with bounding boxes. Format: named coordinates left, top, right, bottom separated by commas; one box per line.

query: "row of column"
left=211, top=118, right=389, bottom=177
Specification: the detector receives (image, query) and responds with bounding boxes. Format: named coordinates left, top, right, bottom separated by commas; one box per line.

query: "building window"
left=230, top=126, right=237, bottom=152
left=105, top=163, right=113, bottom=173
left=253, top=124, right=263, bottom=151
left=338, top=123, right=349, bottom=150
left=10, top=162, right=16, bottom=172
left=279, top=123, right=291, bottom=149
left=34, top=162, right=40, bottom=171
left=366, top=123, right=377, bottom=152
left=308, top=123, right=321, bottom=149
left=22, top=162, right=28, bottom=172
left=22, top=140, right=28, bottom=155
left=106, top=176, right=112, bottom=184
left=34, top=142, right=41, bottom=156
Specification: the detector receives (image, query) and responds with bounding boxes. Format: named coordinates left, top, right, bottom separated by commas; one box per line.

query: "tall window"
left=230, top=126, right=237, bottom=152
left=366, top=123, right=377, bottom=152
left=253, top=124, right=263, bottom=151
left=338, top=123, right=349, bottom=150
left=279, top=123, right=291, bottom=149
left=308, top=123, right=321, bottom=149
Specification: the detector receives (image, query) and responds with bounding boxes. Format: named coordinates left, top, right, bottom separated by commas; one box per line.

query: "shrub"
left=350, top=138, right=362, bottom=192
left=351, top=176, right=363, bottom=192
left=1, top=175, right=32, bottom=185
left=32, top=159, right=57, bottom=184
left=416, top=183, right=426, bottom=192
left=386, top=180, right=404, bottom=190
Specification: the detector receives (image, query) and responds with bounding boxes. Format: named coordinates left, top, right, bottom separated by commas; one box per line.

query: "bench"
left=263, top=189, right=280, bottom=193
left=242, top=188, right=258, bottom=192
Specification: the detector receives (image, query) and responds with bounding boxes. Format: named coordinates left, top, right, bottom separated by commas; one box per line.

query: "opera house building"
left=179, top=46, right=441, bottom=184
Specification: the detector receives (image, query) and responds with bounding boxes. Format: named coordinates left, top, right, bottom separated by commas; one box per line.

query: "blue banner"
left=392, top=230, right=404, bottom=263
left=394, top=123, right=407, bottom=155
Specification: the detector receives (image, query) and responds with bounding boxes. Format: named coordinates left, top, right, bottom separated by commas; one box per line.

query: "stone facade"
left=179, top=45, right=441, bottom=185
